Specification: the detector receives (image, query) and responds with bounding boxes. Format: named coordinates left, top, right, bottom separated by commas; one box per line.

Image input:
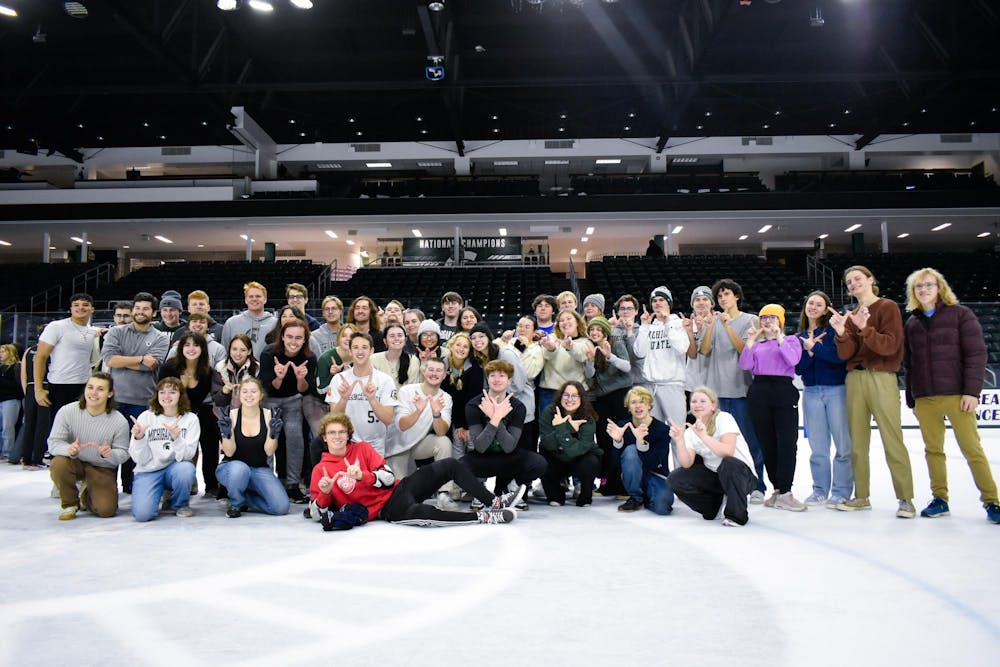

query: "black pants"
left=380, top=459, right=496, bottom=526
left=462, top=448, right=548, bottom=494
left=516, top=419, right=538, bottom=453
left=747, top=375, right=799, bottom=493
left=668, top=457, right=757, bottom=525
left=14, top=389, right=50, bottom=466
left=47, top=383, right=86, bottom=415
left=594, top=387, right=629, bottom=493
left=196, top=403, right=221, bottom=491
left=541, top=451, right=602, bottom=505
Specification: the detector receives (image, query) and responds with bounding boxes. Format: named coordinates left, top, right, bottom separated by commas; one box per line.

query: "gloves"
left=217, top=412, right=232, bottom=439
left=268, top=407, right=283, bottom=438
left=320, top=502, right=370, bottom=531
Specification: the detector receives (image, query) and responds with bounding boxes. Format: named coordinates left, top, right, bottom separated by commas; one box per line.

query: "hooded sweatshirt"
left=222, top=310, right=278, bottom=360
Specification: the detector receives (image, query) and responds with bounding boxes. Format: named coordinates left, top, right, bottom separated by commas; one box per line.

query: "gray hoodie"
left=221, top=310, right=277, bottom=360
left=101, top=324, right=170, bottom=405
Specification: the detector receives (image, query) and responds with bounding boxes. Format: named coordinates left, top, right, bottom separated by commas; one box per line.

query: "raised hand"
left=847, top=305, right=871, bottom=331
left=690, top=419, right=708, bottom=439
left=500, top=329, right=515, bottom=343
left=318, top=466, right=334, bottom=494
left=412, top=392, right=429, bottom=415
left=129, top=415, right=147, bottom=440
left=551, top=406, right=570, bottom=425
left=493, top=394, right=514, bottom=420
left=640, top=305, right=653, bottom=325
left=362, top=379, right=378, bottom=402
left=540, top=334, right=557, bottom=351
left=719, top=311, right=733, bottom=326
left=745, top=324, right=762, bottom=348
left=632, top=420, right=649, bottom=443
left=680, top=312, right=693, bottom=332
left=292, top=361, right=309, bottom=380
left=273, top=359, right=289, bottom=379
left=429, top=393, right=446, bottom=416
left=567, top=416, right=587, bottom=432
left=337, top=375, right=357, bottom=398
left=827, top=307, right=847, bottom=335
left=667, top=418, right=686, bottom=441
left=478, top=390, right=496, bottom=418
left=345, top=460, right=363, bottom=481
left=165, top=418, right=182, bottom=441
left=97, top=438, right=112, bottom=458
left=585, top=345, right=596, bottom=361
left=561, top=335, right=573, bottom=350
left=801, top=329, right=826, bottom=352
left=67, top=437, right=81, bottom=456
left=606, top=420, right=626, bottom=442
left=269, top=407, right=284, bottom=438
left=599, top=340, right=612, bottom=358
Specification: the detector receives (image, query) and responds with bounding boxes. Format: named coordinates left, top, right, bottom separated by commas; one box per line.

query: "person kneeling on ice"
left=308, top=412, right=524, bottom=528
left=667, top=386, right=758, bottom=527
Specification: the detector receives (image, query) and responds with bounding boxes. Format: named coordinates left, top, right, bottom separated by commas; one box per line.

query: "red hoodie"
left=309, top=441, right=397, bottom=518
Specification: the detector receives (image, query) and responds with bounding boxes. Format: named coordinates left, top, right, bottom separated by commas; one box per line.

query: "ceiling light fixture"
left=154, top=235, right=173, bottom=244
left=977, top=232, right=991, bottom=238
left=365, top=162, right=392, bottom=168
left=217, top=0, right=238, bottom=9
left=595, top=158, right=621, bottom=165
left=818, top=233, right=829, bottom=239
left=758, top=224, right=772, bottom=233
left=672, top=226, right=683, bottom=234
left=346, top=240, right=356, bottom=246
left=545, top=160, right=569, bottom=165
left=325, top=230, right=338, bottom=239
left=581, top=236, right=589, bottom=242
left=0, top=239, right=11, bottom=246
left=412, top=229, right=422, bottom=237
left=738, top=234, right=749, bottom=240
left=417, top=161, right=442, bottom=167
left=0, top=5, right=18, bottom=17
left=931, top=222, right=951, bottom=231
left=570, top=248, right=578, bottom=255
left=197, top=244, right=205, bottom=248
left=896, top=233, right=910, bottom=239
left=844, top=224, right=862, bottom=232
left=63, top=2, right=88, bottom=18
left=493, top=160, right=518, bottom=166
left=290, top=0, right=313, bottom=8
left=248, top=1, right=273, bottom=12
left=498, top=228, right=507, bottom=236
left=429, top=2, right=445, bottom=11
left=585, top=227, right=594, bottom=235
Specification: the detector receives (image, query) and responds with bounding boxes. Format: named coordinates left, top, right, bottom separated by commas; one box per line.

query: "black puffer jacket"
left=903, top=303, right=987, bottom=407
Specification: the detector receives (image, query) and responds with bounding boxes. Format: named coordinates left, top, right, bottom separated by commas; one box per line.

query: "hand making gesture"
left=800, top=329, right=826, bottom=352
left=827, top=307, right=848, bottom=336
left=129, top=415, right=147, bottom=440
left=551, top=406, right=570, bottom=426
left=317, top=466, right=334, bottom=494
left=606, top=419, right=628, bottom=442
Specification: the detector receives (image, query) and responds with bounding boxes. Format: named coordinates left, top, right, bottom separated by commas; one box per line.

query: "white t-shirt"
left=392, top=384, right=453, bottom=455
left=325, top=366, right=398, bottom=455
left=682, top=411, right=754, bottom=474
left=39, top=317, right=101, bottom=384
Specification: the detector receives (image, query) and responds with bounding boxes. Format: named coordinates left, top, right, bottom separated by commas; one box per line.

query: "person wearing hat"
left=585, top=315, right=632, bottom=496
left=739, top=303, right=805, bottom=511
left=582, top=294, right=605, bottom=321
left=685, top=286, right=715, bottom=406
left=154, top=290, right=187, bottom=335
left=416, top=318, right=443, bottom=361
left=633, top=286, right=690, bottom=435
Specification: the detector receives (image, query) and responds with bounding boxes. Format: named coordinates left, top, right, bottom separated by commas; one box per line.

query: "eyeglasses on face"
left=562, top=393, right=581, bottom=401
left=914, top=282, right=938, bottom=291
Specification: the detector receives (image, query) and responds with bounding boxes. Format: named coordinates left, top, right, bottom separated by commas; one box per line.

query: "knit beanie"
left=417, top=319, right=441, bottom=337
left=758, top=304, right=786, bottom=329
left=690, top=285, right=714, bottom=309
left=583, top=293, right=606, bottom=313
left=470, top=322, right=494, bottom=340
left=650, top=286, right=673, bottom=308
left=586, top=316, right=612, bottom=339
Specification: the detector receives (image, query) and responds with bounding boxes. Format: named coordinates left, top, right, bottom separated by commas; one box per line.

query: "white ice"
left=1, top=429, right=999, bottom=667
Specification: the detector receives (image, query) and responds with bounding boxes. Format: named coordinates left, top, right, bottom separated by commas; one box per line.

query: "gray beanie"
left=417, top=319, right=441, bottom=337
left=690, top=285, right=714, bottom=308
left=582, top=293, right=605, bottom=313
left=650, top=286, right=673, bottom=308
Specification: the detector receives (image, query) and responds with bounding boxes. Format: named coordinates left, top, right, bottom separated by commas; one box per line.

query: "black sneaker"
left=285, top=486, right=308, bottom=504
left=618, top=497, right=643, bottom=513
left=226, top=504, right=245, bottom=518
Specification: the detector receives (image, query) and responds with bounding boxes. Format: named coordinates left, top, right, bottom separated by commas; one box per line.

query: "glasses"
left=618, top=305, right=636, bottom=312
left=325, top=430, right=349, bottom=439
left=760, top=315, right=779, bottom=321
left=914, top=282, right=938, bottom=291
left=288, top=294, right=306, bottom=301
left=562, top=393, right=581, bottom=401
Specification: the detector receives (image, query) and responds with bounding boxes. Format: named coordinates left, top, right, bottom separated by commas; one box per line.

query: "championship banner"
left=401, top=237, right=523, bottom=264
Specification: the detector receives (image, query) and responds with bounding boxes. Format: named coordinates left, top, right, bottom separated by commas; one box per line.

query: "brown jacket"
left=834, top=298, right=903, bottom=372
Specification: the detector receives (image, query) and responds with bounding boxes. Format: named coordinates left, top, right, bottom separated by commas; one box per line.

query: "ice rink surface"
left=2, top=429, right=999, bottom=667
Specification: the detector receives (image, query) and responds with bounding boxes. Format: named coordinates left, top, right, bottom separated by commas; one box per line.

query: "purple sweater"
left=739, top=336, right=802, bottom=378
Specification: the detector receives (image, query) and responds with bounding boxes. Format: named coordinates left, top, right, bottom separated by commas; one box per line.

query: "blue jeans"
left=620, top=445, right=673, bottom=515
left=132, top=461, right=196, bottom=522
left=216, top=460, right=290, bottom=515
left=0, top=398, right=19, bottom=459
left=802, top=384, right=854, bottom=499
left=116, top=403, right=149, bottom=493
left=719, top=397, right=766, bottom=493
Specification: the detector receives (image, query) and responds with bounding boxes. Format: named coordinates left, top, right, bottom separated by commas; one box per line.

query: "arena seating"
left=0, top=262, right=106, bottom=311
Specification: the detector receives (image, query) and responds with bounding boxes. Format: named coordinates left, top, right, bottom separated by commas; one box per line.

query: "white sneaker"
left=805, top=491, right=827, bottom=505
left=436, top=491, right=458, bottom=511
left=721, top=518, right=742, bottom=527
left=59, top=505, right=78, bottom=521
left=749, top=490, right=765, bottom=505
left=774, top=492, right=807, bottom=512
left=175, top=506, right=194, bottom=518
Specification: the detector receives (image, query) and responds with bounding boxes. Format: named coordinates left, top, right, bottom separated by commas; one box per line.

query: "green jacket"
left=538, top=404, right=601, bottom=463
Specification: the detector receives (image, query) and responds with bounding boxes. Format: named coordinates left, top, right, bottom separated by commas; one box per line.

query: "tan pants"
left=845, top=370, right=913, bottom=500
left=914, top=395, right=998, bottom=504
left=50, top=456, right=119, bottom=517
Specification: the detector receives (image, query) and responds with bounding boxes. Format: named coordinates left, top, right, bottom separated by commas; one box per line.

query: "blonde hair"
left=690, top=385, right=720, bottom=437
left=187, top=290, right=209, bottom=303
left=843, top=265, right=879, bottom=297
left=624, top=386, right=653, bottom=409
left=556, top=291, right=577, bottom=306
left=904, top=267, right=959, bottom=312
left=0, top=344, right=19, bottom=365
left=243, top=281, right=267, bottom=297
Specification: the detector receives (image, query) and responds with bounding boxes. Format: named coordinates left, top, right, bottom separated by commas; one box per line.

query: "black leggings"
left=669, top=457, right=757, bottom=525
left=747, top=375, right=799, bottom=494
left=380, top=459, right=496, bottom=526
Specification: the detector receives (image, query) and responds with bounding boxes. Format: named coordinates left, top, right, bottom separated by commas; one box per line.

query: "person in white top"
left=633, top=287, right=690, bottom=433
left=35, top=293, right=101, bottom=412
left=389, top=357, right=455, bottom=510
left=667, top=386, right=758, bottom=526
left=325, top=332, right=398, bottom=456
left=128, top=377, right=201, bottom=521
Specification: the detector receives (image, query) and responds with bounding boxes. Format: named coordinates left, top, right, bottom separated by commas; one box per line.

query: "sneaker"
left=804, top=491, right=827, bottom=505
left=78, top=481, right=90, bottom=512
left=58, top=505, right=78, bottom=521
left=749, top=490, right=765, bottom=505
left=618, top=497, right=643, bottom=513
left=302, top=507, right=312, bottom=519
left=22, top=464, right=45, bottom=471
left=436, top=491, right=458, bottom=511
left=920, top=497, right=950, bottom=518
left=763, top=493, right=777, bottom=508
left=549, top=500, right=563, bottom=507
left=175, top=506, right=194, bottom=518
left=576, top=501, right=591, bottom=508
left=826, top=495, right=848, bottom=508
left=285, top=486, right=308, bottom=504
left=834, top=497, right=871, bottom=512
left=493, top=484, right=527, bottom=510
left=721, top=518, right=742, bottom=527
left=477, top=507, right=516, bottom=524
left=227, top=504, right=245, bottom=518
left=896, top=499, right=916, bottom=519
left=985, top=502, right=1000, bottom=524
left=514, top=499, right=529, bottom=511
left=470, top=497, right=485, bottom=511
left=775, top=492, right=807, bottom=512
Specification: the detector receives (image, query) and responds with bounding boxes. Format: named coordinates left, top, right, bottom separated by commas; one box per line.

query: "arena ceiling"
left=2, top=0, right=1000, bottom=160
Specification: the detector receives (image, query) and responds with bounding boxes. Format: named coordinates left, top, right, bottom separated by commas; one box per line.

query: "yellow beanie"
left=758, top=304, right=786, bottom=329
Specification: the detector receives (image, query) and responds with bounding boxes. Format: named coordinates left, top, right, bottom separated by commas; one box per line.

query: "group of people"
left=2, top=264, right=997, bottom=529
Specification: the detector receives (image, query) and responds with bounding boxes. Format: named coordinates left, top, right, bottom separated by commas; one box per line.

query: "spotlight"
left=248, top=0, right=273, bottom=12
left=217, top=0, right=238, bottom=9
left=289, top=0, right=313, bottom=8
left=429, top=2, right=444, bottom=11
left=0, top=4, right=17, bottom=18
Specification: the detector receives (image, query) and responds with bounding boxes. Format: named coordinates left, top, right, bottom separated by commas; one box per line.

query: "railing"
left=568, top=256, right=580, bottom=302
left=72, top=262, right=115, bottom=296
left=806, top=254, right=844, bottom=303
left=29, top=284, right=62, bottom=314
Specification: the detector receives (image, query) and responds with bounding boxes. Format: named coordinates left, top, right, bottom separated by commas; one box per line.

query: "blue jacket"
left=796, top=324, right=847, bottom=387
